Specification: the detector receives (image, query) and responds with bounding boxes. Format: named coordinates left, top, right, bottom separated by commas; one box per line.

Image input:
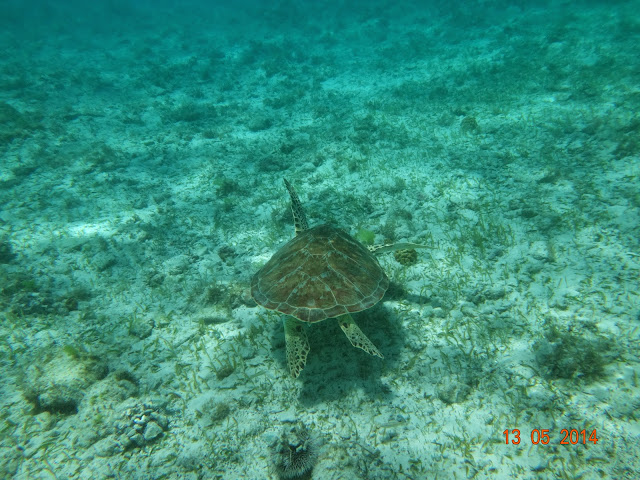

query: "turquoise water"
left=1, top=1, right=639, bottom=478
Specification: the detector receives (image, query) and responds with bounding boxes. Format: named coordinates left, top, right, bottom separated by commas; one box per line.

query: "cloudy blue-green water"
left=1, top=1, right=639, bottom=479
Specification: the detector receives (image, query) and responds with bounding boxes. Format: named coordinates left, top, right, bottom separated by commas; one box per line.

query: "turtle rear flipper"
left=337, top=314, right=383, bottom=359
left=284, top=317, right=310, bottom=378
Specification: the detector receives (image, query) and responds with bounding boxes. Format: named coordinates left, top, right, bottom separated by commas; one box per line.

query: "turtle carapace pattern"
left=251, top=224, right=389, bottom=323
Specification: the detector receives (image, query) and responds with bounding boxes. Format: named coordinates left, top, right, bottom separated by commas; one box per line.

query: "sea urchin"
left=274, top=423, right=318, bottom=479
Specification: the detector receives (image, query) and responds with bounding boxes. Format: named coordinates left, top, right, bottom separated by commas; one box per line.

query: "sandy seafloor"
left=1, top=0, right=639, bottom=478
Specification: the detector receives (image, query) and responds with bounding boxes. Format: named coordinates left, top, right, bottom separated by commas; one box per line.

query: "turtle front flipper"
left=337, top=314, right=383, bottom=359
left=283, top=179, right=309, bottom=235
left=284, top=317, right=310, bottom=378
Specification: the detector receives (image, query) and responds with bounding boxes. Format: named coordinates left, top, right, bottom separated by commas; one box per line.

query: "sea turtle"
left=251, top=179, right=419, bottom=377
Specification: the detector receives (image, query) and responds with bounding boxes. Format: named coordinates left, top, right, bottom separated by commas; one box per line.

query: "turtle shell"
left=251, top=224, right=389, bottom=323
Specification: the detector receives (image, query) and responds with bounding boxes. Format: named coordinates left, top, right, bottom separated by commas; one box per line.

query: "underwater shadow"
left=272, top=302, right=406, bottom=405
